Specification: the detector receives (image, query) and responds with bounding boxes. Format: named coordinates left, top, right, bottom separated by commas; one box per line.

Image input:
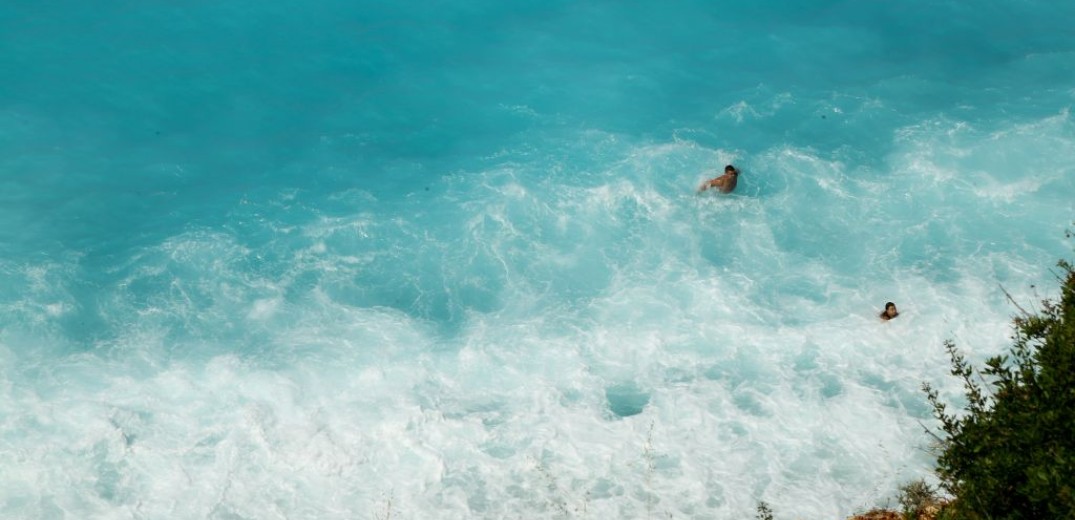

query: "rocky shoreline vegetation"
left=840, top=256, right=1075, bottom=520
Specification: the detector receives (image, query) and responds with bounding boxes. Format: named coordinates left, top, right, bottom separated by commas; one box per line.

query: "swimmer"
left=697, top=164, right=739, bottom=194
left=879, top=302, right=899, bottom=321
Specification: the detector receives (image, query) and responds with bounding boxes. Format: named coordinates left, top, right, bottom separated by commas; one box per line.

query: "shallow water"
left=2, top=1, right=1074, bottom=518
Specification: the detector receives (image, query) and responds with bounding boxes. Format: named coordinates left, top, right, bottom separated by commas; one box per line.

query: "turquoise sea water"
left=3, top=1, right=1074, bottom=518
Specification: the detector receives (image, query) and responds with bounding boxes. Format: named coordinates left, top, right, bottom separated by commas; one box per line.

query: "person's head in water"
left=698, top=164, right=740, bottom=193
left=880, top=302, right=899, bottom=320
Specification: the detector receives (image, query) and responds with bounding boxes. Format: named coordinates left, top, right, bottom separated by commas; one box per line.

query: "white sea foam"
left=3, top=112, right=1070, bottom=519
left=4, top=1, right=1075, bottom=514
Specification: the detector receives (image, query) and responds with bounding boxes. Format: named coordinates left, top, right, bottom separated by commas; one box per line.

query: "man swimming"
left=698, top=164, right=739, bottom=194
left=879, top=302, right=899, bottom=321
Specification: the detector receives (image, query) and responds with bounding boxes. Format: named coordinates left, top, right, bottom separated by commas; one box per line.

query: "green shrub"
left=923, top=259, right=1075, bottom=519
left=755, top=501, right=774, bottom=520
left=897, top=478, right=939, bottom=519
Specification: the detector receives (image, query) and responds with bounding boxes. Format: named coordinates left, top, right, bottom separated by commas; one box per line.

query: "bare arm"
left=697, top=175, right=726, bottom=192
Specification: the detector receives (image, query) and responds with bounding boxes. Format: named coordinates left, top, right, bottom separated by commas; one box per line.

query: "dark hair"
left=724, top=164, right=737, bottom=173
left=880, top=301, right=899, bottom=319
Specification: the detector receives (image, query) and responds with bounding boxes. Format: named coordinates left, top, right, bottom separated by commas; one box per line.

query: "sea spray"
left=2, top=1, right=1074, bottom=518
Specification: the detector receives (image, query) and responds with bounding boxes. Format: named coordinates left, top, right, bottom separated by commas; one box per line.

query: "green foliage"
left=755, top=501, right=774, bottom=520
left=897, top=478, right=939, bottom=519
left=923, top=260, right=1075, bottom=519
